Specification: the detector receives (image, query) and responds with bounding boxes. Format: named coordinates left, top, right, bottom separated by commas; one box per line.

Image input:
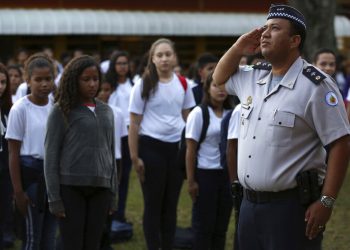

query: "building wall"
left=0, top=0, right=284, bottom=12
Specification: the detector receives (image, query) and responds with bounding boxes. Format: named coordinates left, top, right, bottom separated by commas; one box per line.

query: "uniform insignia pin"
left=247, top=96, right=252, bottom=105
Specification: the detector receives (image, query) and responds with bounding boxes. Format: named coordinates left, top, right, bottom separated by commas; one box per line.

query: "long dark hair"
left=55, top=55, right=101, bottom=118
left=141, top=38, right=176, bottom=100
left=0, top=64, right=12, bottom=114
left=105, top=50, right=133, bottom=90
left=202, top=71, right=232, bottom=109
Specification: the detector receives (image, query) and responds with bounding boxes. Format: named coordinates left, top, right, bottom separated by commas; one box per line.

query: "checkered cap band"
left=267, top=4, right=306, bottom=30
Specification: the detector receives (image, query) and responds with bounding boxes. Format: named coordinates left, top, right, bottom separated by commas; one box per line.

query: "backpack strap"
left=197, top=104, right=210, bottom=150
left=177, top=74, right=188, bottom=91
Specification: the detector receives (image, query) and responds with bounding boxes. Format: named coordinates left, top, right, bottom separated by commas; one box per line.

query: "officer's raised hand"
left=234, top=26, right=265, bottom=56
left=213, top=26, right=265, bottom=86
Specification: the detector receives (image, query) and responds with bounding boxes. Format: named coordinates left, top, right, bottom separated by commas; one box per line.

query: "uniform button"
left=248, top=155, right=251, bottom=158
left=246, top=175, right=250, bottom=178
left=258, top=117, right=261, bottom=120
left=279, top=122, right=282, bottom=125
left=253, top=136, right=256, bottom=139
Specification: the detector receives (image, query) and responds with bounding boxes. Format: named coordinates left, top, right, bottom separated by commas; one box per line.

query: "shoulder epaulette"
left=302, top=66, right=326, bottom=85
left=252, top=61, right=272, bottom=70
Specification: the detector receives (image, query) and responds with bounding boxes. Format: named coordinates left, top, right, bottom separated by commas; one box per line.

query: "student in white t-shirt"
left=98, top=79, right=129, bottom=249
left=8, top=65, right=23, bottom=104
left=185, top=71, right=233, bottom=250
left=97, top=80, right=128, bottom=174
left=105, top=50, right=134, bottom=223
left=129, top=38, right=195, bottom=250
left=5, top=53, right=57, bottom=250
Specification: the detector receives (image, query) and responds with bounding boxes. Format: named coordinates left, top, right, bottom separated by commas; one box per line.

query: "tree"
left=288, top=0, right=337, bottom=61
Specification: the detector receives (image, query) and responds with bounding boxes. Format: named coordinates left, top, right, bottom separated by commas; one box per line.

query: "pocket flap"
left=241, top=105, right=253, bottom=119
left=272, top=111, right=295, bottom=128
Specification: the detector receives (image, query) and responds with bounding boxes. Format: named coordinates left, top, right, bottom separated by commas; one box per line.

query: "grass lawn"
left=112, top=168, right=350, bottom=250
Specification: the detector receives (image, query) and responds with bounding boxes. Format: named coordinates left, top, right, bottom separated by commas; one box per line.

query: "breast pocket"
left=240, top=105, right=253, bottom=139
left=268, top=110, right=295, bottom=147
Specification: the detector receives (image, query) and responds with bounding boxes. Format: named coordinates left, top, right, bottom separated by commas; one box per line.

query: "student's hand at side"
left=188, top=180, right=199, bottom=203
left=54, top=212, right=66, bottom=218
left=133, top=157, right=145, bottom=183
left=15, top=191, right=31, bottom=216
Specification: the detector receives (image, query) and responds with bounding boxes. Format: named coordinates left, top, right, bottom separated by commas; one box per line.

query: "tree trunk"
left=288, top=0, right=337, bottom=61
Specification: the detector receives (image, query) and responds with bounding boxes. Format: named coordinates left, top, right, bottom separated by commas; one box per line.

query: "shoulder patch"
left=252, top=61, right=272, bottom=71
left=302, top=66, right=325, bottom=85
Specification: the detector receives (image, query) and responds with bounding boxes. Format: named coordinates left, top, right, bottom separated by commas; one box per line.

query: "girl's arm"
left=227, top=139, right=238, bottom=182
left=186, top=138, right=199, bottom=202
left=44, top=106, right=66, bottom=217
left=128, top=112, right=145, bottom=183
left=182, top=108, right=191, bottom=122
left=8, top=139, right=29, bottom=216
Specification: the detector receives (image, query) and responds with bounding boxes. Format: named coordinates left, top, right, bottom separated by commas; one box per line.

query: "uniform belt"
left=244, top=187, right=298, bottom=203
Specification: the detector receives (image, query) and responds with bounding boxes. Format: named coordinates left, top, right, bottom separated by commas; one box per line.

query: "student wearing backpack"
left=185, top=71, right=233, bottom=250
left=128, top=38, right=195, bottom=250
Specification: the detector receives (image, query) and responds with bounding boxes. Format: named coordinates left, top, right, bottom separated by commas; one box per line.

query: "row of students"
left=0, top=53, right=121, bottom=250
left=1, top=39, right=239, bottom=250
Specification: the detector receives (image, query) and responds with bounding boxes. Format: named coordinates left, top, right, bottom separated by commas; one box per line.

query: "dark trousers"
left=58, top=185, right=112, bottom=250
left=238, top=197, right=323, bottom=250
left=0, top=169, right=15, bottom=248
left=139, top=136, right=184, bottom=250
left=192, top=169, right=233, bottom=250
left=114, top=136, right=131, bottom=222
left=0, top=170, right=6, bottom=250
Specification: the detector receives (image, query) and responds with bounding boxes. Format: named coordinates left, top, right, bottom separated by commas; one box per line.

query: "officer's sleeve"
left=225, top=65, right=255, bottom=99
left=305, top=79, right=350, bottom=146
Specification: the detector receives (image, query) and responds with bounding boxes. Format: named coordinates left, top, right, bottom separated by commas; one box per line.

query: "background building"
left=0, top=0, right=349, bottom=69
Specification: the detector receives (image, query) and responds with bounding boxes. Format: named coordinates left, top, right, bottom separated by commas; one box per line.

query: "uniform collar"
left=256, top=57, right=304, bottom=90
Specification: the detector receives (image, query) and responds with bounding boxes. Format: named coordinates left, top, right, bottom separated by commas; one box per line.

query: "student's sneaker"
left=110, top=220, right=133, bottom=243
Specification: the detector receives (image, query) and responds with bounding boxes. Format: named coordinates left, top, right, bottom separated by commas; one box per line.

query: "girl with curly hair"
left=44, top=55, right=117, bottom=250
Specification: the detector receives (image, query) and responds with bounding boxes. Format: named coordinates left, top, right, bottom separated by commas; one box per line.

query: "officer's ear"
left=290, top=35, right=301, bottom=50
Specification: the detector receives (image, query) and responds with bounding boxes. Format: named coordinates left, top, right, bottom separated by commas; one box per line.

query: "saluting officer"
left=213, top=4, right=350, bottom=250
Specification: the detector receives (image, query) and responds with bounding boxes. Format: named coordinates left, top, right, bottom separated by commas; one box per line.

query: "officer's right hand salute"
left=213, top=26, right=265, bottom=86
left=234, top=26, right=265, bottom=56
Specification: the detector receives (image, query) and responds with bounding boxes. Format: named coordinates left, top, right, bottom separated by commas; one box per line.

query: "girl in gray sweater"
left=44, top=55, right=117, bottom=250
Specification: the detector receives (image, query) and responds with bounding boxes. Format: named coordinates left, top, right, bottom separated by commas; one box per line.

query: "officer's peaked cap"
left=267, top=4, right=306, bottom=31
